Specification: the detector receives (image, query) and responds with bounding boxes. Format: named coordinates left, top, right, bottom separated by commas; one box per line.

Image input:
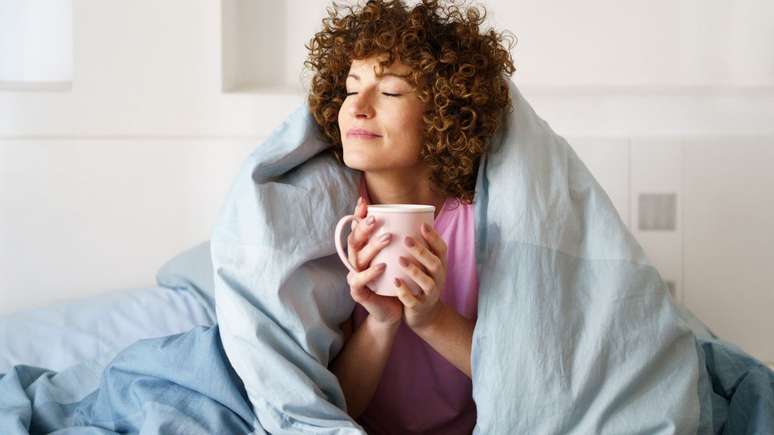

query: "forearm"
left=412, top=303, right=475, bottom=378
left=330, top=315, right=399, bottom=419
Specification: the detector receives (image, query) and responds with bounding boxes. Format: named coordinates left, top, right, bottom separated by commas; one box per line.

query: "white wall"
left=1, top=0, right=772, bottom=362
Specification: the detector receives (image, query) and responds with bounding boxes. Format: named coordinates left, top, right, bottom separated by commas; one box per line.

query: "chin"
left=342, top=146, right=376, bottom=171
left=342, top=153, right=372, bottom=171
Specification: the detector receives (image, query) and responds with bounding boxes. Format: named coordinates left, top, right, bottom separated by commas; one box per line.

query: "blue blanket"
left=1, top=80, right=772, bottom=434
left=0, top=326, right=258, bottom=434
left=1, top=328, right=770, bottom=434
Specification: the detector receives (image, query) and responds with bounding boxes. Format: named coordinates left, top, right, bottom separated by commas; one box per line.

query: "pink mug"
left=335, top=204, right=435, bottom=297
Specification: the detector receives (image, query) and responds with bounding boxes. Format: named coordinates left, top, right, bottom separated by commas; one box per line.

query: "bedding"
left=211, top=80, right=713, bottom=433
left=1, top=80, right=772, bottom=434
left=0, top=242, right=215, bottom=373
left=0, top=241, right=718, bottom=375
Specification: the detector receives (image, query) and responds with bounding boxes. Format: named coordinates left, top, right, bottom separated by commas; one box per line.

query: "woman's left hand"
left=395, top=223, right=448, bottom=331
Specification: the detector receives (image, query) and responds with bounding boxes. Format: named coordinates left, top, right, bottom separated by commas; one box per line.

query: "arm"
left=330, top=313, right=400, bottom=419
left=393, top=226, right=475, bottom=379
left=412, top=302, right=475, bottom=378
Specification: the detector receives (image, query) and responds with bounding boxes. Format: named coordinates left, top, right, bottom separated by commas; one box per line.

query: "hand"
left=394, top=223, right=448, bottom=331
left=346, top=196, right=403, bottom=327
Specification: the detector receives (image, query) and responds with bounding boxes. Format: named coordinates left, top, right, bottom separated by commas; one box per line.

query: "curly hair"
left=304, top=0, right=516, bottom=204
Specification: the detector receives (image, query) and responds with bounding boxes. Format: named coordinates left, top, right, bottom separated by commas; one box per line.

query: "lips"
left=347, top=128, right=381, bottom=138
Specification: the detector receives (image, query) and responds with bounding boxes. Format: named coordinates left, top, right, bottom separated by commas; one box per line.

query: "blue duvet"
left=1, top=80, right=772, bottom=434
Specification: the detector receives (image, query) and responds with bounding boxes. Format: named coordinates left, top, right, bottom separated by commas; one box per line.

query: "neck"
left=363, top=168, right=446, bottom=219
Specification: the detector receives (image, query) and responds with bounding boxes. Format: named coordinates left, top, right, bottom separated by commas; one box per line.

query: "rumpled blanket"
left=1, top=80, right=772, bottom=434
left=210, top=80, right=771, bottom=433
left=0, top=326, right=258, bottom=434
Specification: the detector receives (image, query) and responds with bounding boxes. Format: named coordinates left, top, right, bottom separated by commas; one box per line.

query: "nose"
left=349, top=89, right=375, bottom=119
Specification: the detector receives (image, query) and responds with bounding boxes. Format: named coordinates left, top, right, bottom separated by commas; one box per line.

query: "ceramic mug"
left=334, top=204, right=434, bottom=297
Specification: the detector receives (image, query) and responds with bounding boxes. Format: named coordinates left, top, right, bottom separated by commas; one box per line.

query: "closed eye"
left=345, top=92, right=401, bottom=97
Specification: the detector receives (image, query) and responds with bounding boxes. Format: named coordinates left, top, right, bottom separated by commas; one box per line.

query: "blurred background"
left=1, top=0, right=772, bottom=365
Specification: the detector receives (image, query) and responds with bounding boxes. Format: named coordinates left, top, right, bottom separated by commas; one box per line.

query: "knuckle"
left=358, top=250, right=372, bottom=267
left=369, top=263, right=382, bottom=275
left=352, top=231, right=366, bottom=248
left=349, top=272, right=362, bottom=288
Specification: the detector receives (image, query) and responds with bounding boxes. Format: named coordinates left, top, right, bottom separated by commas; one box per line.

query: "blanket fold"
left=210, top=80, right=709, bottom=433
left=0, top=326, right=257, bottom=435
left=2, top=80, right=773, bottom=434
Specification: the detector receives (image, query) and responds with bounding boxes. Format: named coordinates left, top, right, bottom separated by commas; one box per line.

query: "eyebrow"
left=347, top=72, right=411, bottom=82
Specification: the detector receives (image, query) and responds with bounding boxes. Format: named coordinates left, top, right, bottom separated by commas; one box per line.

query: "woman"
left=305, top=0, right=515, bottom=433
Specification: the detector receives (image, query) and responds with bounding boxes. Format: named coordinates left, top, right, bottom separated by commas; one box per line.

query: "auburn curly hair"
left=304, top=0, right=516, bottom=204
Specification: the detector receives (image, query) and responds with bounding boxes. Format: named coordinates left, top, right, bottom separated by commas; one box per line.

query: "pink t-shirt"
left=352, top=175, right=479, bottom=435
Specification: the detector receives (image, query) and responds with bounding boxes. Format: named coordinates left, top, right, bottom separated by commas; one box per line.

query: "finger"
left=357, top=232, right=392, bottom=267
left=403, top=235, right=444, bottom=278
left=398, top=256, right=435, bottom=296
left=349, top=262, right=386, bottom=294
left=357, top=196, right=368, bottom=219
left=350, top=197, right=367, bottom=231
left=419, top=223, right=447, bottom=265
left=348, top=220, right=379, bottom=269
left=349, top=277, right=374, bottom=304
left=352, top=214, right=378, bottom=252
left=347, top=232, right=360, bottom=270
left=394, top=278, right=420, bottom=308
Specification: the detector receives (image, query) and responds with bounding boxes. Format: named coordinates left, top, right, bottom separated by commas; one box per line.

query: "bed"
left=0, top=230, right=771, bottom=433
left=1, top=239, right=722, bottom=375
left=0, top=241, right=215, bottom=374
left=0, top=238, right=720, bottom=376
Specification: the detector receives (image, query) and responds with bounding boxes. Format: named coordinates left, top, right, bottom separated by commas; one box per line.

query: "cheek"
left=337, top=106, right=347, bottom=130
left=394, top=112, right=425, bottom=149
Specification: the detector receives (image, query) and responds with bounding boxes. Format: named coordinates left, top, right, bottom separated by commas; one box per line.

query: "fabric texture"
left=1, top=79, right=773, bottom=434
left=0, top=242, right=216, bottom=374
left=0, top=326, right=258, bottom=435
left=352, top=175, right=478, bottom=434
left=0, top=285, right=214, bottom=374
left=207, top=79, right=715, bottom=433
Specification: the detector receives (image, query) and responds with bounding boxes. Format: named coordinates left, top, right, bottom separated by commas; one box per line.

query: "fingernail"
left=378, top=232, right=391, bottom=242
left=394, top=278, right=401, bottom=287
left=377, top=263, right=386, bottom=270
left=422, top=223, right=431, bottom=233
left=398, top=256, right=409, bottom=267
left=366, top=216, right=375, bottom=225
left=404, top=236, right=415, bottom=247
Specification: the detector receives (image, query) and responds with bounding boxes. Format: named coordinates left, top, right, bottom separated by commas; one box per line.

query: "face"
left=338, top=55, right=427, bottom=173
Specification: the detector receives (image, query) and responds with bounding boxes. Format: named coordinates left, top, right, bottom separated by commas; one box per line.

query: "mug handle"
left=334, top=215, right=358, bottom=273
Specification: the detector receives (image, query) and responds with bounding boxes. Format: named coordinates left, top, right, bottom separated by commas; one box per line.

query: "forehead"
left=348, top=57, right=413, bottom=78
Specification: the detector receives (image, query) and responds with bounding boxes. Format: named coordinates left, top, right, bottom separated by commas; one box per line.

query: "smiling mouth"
left=348, top=133, right=382, bottom=139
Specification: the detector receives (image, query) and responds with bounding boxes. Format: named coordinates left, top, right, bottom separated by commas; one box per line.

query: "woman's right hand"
left=346, top=196, right=403, bottom=327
